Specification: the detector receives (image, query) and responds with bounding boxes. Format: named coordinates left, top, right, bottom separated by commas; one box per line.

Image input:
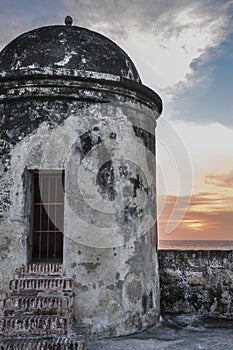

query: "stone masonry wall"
left=0, top=75, right=161, bottom=337
left=159, top=250, right=233, bottom=318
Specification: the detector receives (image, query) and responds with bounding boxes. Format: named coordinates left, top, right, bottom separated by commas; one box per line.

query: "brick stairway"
left=0, top=263, right=88, bottom=349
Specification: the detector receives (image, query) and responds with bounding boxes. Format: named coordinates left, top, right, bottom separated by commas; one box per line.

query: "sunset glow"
left=185, top=221, right=205, bottom=231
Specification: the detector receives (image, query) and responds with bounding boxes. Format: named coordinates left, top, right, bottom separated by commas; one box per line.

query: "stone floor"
left=89, top=315, right=233, bottom=350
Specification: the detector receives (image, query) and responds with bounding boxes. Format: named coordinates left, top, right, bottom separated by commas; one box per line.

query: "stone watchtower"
left=0, top=17, right=162, bottom=338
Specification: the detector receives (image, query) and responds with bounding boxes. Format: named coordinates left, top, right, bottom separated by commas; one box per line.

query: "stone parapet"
left=159, top=250, right=233, bottom=318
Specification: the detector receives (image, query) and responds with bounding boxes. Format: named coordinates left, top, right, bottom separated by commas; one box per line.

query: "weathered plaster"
left=0, top=83, right=161, bottom=336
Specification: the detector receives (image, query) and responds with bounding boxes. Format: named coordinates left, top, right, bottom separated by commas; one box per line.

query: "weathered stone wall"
left=159, top=250, right=233, bottom=318
left=0, top=76, right=161, bottom=336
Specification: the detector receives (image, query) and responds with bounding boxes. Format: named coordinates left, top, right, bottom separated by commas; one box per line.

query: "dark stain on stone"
left=0, top=236, right=10, bottom=254
left=106, top=284, right=115, bottom=291
left=74, top=127, right=102, bottom=160
left=124, top=203, right=143, bottom=223
left=80, top=262, right=100, bottom=273
left=75, top=283, right=88, bottom=292
left=119, top=165, right=129, bottom=179
left=142, top=294, right=147, bottom=314
left=149, top=290, right=153, bottom=309
left=96, top=160, right=116, bottom=201
left=129, top=174, right=140, bottom=198
left=129, top=174, right=149, bottom=197
left=116, top=280, right=123, bottom=290
left=115, top=272, right=123, bottom=289
left=110, top=132, right=117, bottom=139
left=97, top=162, right=149, bottom=204
left=133, top=125, right=155, bottom=154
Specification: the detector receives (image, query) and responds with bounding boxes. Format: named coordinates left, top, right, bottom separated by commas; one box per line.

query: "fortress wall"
left=159, top=250, right=233, bottom=318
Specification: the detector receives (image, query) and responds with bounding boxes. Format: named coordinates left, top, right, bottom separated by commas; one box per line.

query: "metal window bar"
left=32, top=172, right=64, bottom=262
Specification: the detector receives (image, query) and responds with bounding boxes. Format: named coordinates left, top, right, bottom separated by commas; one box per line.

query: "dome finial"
left=65, top=16, right=73, bottom=26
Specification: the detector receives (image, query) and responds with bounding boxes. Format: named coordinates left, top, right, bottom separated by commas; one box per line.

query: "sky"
left=0, top=0, right=233, bottom=242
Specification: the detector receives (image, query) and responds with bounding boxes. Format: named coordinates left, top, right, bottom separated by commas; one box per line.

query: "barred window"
left=32, top=171, right=64, bottom=262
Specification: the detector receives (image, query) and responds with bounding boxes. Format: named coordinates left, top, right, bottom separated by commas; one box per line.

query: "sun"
left=186, top=221, right=204, bottom=231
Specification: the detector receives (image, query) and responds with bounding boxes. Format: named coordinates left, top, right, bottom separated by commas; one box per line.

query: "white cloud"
left=62, top=0, right=233, bottom=105
left=118, top=5, right=232, bottom=104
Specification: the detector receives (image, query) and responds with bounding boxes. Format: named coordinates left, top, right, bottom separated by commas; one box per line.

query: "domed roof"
left=0, top=19, right=141, bottom=82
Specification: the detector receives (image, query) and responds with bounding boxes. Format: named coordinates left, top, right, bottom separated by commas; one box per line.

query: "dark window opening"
left=32, top=171, right=64, bottom=262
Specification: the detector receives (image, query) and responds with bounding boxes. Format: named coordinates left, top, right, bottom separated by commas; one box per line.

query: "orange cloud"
left=158, top=192, right=233, bottom=241
left=205, top=170, right=233, bottom=188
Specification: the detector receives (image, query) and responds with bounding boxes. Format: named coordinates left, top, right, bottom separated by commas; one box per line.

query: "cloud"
left=158, top=191, right=233, bottom=240
left=63, top=0, right=233, bottom=100
left=167, top=32, right=233, bottom=126
left=62, top=1, right=233, bottom=127
left=159, top=191, right=231, bottom=217
left=205, top=170, right=233, bottom=188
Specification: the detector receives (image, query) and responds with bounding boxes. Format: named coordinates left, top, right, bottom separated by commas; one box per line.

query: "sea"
left=158, top=240, right=233, bottom=250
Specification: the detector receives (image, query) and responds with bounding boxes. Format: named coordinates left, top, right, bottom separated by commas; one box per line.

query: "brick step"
left=0, top=315, right=69, bottom=337
left=16, top=263, right=63, bottom=278
left=0, top=334, right=87, bottom=350
left=4, top=295, right=71, bottom=316
left=10, top=278, right=73, bottom=293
